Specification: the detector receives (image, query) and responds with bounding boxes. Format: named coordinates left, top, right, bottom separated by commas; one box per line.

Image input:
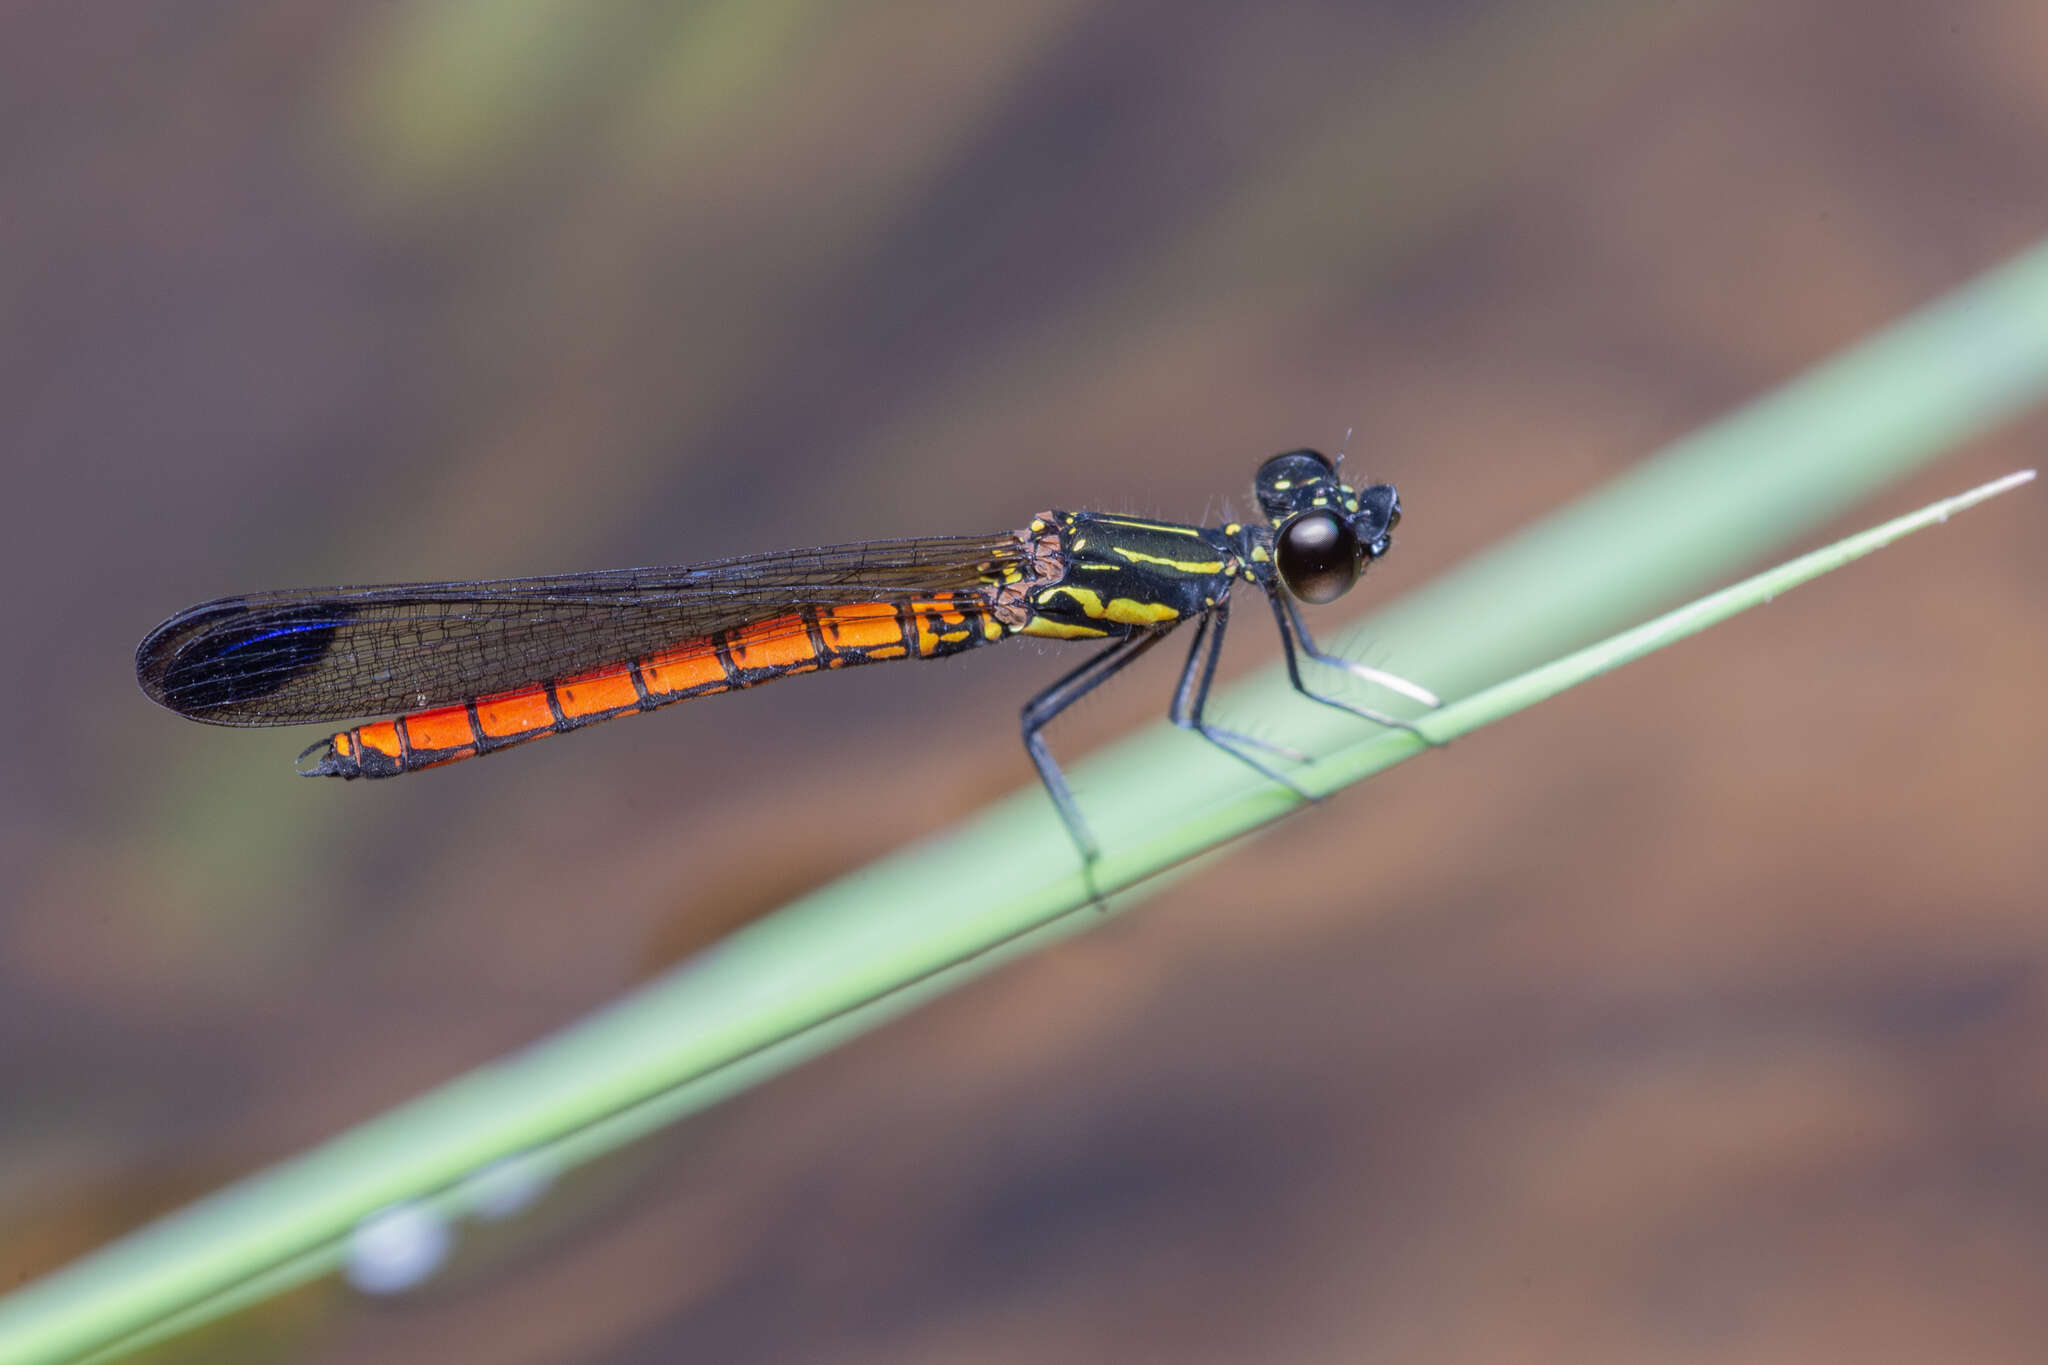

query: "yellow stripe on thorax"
left=1017, top=617, right=1110, bottom=639
left=1109, top=545, right=1223, bottom=574
left=1035, top=584, right=1181, bottom=626
left=1086, top=516, right=1205, bottom=537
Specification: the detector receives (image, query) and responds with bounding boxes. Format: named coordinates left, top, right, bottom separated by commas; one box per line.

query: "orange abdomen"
left=300, top=597, right=1001, bottom=779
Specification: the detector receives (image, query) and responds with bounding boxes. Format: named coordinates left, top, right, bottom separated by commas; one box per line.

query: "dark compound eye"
left=1274, top=508, right=1360, bottom=604
left=1352, top=483, right=1400, bottom=554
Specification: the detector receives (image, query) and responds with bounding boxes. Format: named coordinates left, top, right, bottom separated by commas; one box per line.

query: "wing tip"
left=135, top=597, right=349, bottom=722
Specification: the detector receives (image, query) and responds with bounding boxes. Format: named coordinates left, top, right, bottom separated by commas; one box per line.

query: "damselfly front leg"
left=1266, top=591, right=1439, bottom=742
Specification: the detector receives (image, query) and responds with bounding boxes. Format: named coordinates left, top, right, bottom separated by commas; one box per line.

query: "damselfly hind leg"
left=1019, top=631, right=1171, bottom=900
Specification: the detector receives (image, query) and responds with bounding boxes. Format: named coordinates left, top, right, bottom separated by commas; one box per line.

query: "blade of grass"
left=7, top=233, right=2048, bottom=1363
left=16, top=469, right=2037, bottom=1365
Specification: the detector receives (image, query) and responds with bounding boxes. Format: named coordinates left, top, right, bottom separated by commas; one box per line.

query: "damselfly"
left=137, top=450, right=1436, bottom=870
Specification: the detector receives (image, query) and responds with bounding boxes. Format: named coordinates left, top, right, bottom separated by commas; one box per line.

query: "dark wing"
left=137, top=534, right=1021, bottom=726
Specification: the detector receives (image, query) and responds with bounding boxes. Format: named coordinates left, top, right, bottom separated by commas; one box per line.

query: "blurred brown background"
left=4, top=2, right=2046, bottom=1361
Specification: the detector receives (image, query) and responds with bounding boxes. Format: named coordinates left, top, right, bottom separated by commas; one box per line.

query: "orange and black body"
left=137, top=451, right=1434, bottom=868
left=306, top=594, right=1004, bottom=780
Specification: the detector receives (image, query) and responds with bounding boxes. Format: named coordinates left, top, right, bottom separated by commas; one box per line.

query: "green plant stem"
left=16, top=468, right=2034, bottom=1365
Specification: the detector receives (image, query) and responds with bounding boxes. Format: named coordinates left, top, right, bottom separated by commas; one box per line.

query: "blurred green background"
left=4, top=2, right=2045, bottom=1361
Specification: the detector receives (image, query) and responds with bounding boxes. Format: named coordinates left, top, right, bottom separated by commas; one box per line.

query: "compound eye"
left=1274, top=509, right=1360, bottom=604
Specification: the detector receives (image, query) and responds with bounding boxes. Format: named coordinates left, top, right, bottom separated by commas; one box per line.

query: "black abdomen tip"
left=295, top=735, right=358, bottom=778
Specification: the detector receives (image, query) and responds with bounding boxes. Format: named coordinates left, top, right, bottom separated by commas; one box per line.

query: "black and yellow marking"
left=1014, top=511, right=1239, bottom=643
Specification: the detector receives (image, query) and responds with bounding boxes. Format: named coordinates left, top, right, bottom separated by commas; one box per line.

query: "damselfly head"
left=1257, top=450, right=1402, bottom=604
left=1254, top=449, right=1340, bottom=523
